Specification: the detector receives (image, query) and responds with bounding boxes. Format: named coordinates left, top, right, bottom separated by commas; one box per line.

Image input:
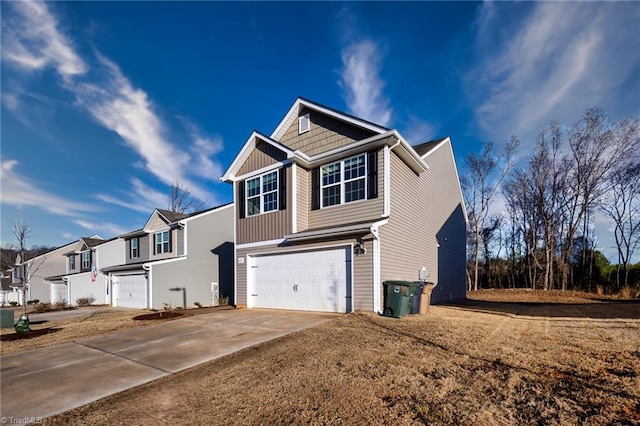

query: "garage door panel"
left=250, top=247, right=351, bottom=313
left=113, top=275, right=147, bottom=308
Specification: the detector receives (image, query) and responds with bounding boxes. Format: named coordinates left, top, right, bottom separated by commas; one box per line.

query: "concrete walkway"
left=0, top=309, right=337, bottom=421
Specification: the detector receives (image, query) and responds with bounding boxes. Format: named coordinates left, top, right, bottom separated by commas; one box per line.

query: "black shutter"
left=169, top=230, right=172, bottom=253
left=153, top=234, right=156, bottom=255
left=238, top=181, right=246, bottom=219
left=311, top=167, right=320, bottom=210
left=279, top=167, right=287, bottom=210
left=367, top=151, right=378, bottom=199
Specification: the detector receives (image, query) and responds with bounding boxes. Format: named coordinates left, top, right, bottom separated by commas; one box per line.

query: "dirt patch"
left=0, top=328, right=60, bottom=341
left=43, top=293, right=640, bottom=426
left=133, top=311, right=184, bottom=321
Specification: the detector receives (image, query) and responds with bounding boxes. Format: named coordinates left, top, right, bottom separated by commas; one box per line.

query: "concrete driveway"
left=0, top=309, right=337, bottom=421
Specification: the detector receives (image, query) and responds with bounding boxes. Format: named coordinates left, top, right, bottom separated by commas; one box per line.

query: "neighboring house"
left=0, top=271, right=19, bottom=305
left=101, top=204, right=234, bottom=309
left=221, top=97, right=467, bottom=313
left=45, top=236, right=114, bottom=305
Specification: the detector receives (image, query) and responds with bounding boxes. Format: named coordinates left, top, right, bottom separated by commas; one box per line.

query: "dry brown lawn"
left=41, top=291, right=640, bottom=425
left=0, top=306, right=226, bottom=355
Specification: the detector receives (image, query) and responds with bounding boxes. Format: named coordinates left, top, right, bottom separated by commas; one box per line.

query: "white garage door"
left=249, top=247, right=352, bottom=313
left=113, top=274, right=147, bottom=308
left=51, top=284, right=67, bottom=303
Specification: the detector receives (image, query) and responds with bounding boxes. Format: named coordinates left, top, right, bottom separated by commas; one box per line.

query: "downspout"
left=143, top=264, right=151, bottom=309
left=370, top=219, right=388, bottom=313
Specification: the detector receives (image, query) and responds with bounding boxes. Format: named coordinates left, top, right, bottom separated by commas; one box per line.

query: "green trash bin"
left=382, top=281, right=417, bottom=318
left=0, top=309, right=14, bottom=328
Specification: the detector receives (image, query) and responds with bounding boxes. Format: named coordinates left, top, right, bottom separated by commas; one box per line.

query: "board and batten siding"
left=379, top=144, right=466, bottom=307
left=237, top=166, right=293, bottom=244
left=279, top=108, right=377, bottom=157
left=307, top=149, right=385, bottom=229
left=238, top=141, right=288, bottom=176
left=151, top=206, right=234, bottom=309
left=236, top=237, right=374, bottom=311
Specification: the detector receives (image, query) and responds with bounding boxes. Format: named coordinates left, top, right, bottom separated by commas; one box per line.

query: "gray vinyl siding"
left=149, top=227, right=180, bottom=261
left=295, top=164, right=309, bottom=232
left=126, top=235, right=149, bottom=264
left=307, top=149, right=384, bottom=229
left=235, top=237, right=374, bottom=311
left=238, top=141, right=288, bottom=175
left=150, top=206, right=234, bottom=309
left=279, top=108, right=377, bottom=156
left=237, top=166, right=292, bottom=244
left=379, top=144, right=466, bottom=308
left=177, top=228, right=185, bottom=256
left=27, top=243, right=75, bottom=303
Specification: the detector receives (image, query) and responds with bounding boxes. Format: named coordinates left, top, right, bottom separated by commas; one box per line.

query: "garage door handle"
left=293, top=284, right=299, bottom=292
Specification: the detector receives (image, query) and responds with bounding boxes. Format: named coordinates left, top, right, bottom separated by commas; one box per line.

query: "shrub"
left=33, top=302, right=52, bottom=313
left=53, top=300, right=68, bottom=311
left=162, top=302, right=173, bottom=311
left=618, top=286, right=633, bottom=299
left=76, top=296, right=96, bottom=307
left=596, top=285, right=605, bottom=296
left=33, top=299, right=40, bottom=304
left=9, top=301, right=18, bottom=307
left=218, top=296, right=229, bottom=306
left=194, top=301, right=202, bottom=308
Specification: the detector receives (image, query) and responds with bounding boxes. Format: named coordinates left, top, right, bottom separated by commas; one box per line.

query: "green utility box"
left=382, top=281, right=419, bottom=318
left=0, top=309, right=14, bottom=329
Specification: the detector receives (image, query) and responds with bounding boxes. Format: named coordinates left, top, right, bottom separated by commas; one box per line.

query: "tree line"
left=462, top=109, right=640, bottom=294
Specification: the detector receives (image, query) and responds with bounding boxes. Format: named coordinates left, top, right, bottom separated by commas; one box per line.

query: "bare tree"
left=601, top=159, right=640, bottom=289
left=10, top=220, right=49, bottom=315
left=560, top=110, right=637, bottom=290
left=462, top=137, right=520, bottom=291
left=168, top=182, right=206, bottom=214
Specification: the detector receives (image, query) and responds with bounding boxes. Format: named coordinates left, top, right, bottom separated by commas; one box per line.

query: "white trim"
left=284, top=222, right=374, bottom=241
left=292, top=163, right=298, bottom=234
left=271, top=98, right=388, bottom=141
left=419, top=137, right=449, bottom=159
left=370, top=219, right=388, bottom=314
left=148, top=267, right=152, bottom=309
left=298, top=113, right=310, bottom=134
left=383, top=145, right=390, bottom=217
left=221, top=131, right=294, bottom=182
left=246, top=243, right=354, bottom=311
left=182, top=222, right=188, bottom=256
left=236, top=239, right=285, bottom=250
left=144, top=256, right=187, bottom=267
left=178, top=203, right=234, bottom=223
left=153, top=229, right=171, bottom=254
left=245, top=169, right=280, bottom=217
left=233, top=192, right=237, bottom=307
left=234, top=160, right=291, bottom=182
left=320, top=153, right=367, bottom=209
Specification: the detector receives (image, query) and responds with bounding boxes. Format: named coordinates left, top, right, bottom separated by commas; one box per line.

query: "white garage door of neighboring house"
left=249, top=247, right=352, bottom=313
left=51, top=284, right=67, bottom=303
left=113, top=274, right=147, bottom=308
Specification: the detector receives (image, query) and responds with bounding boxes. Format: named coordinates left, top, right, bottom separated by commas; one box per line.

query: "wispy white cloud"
left=339, top=40, right=392, bottom=127
left=95, top=177, right=169, bottom=214
left=74, top=220, right=128, bottom=237
left=1, top=93, right=20, bottom=111
left=401, top=115, right=437, bottom=145
left=2, top=0, right=222, bottom=205
left=1, top=1, right=87, bottom=81
left=468, top=2, right=640, bottom=148
left=1, top=159, right=97, bottom=216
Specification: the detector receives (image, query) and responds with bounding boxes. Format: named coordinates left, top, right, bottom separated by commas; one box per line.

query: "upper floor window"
left=69, top=255, right=75, bottom=270
left=130, top=237, right=139, bottom=258
left=81, top=252, right=91, bottom=270
left=155, top=231, right=170, bottom=254
left=321, top=154, right=367, bottom=207
left=246, top=170, right=278, bottom=216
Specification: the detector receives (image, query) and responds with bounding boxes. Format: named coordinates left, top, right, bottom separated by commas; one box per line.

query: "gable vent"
left=298, top=113, right=310, bottom=134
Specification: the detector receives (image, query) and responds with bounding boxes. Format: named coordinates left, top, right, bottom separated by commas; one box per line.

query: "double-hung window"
left=130, top=237, right=139, bottom=258
left=81, top=252, right=90, bottom=270
left=246, top=171, right=278, bottom=216
left=155, top=231, right=170, bottom=254
left=69, top=255, right=75, bottom=270
left=321, top=154, right=366, bottom=207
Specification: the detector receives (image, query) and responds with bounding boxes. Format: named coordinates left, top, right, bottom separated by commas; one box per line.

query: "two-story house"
left=101, top=204, right=234, bottom=309
left=45, top=236, right=123, bottom=305
left=221, top=97, right=467, bottom=313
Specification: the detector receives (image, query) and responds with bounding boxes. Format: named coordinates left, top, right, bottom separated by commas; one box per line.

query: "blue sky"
left=1, top=1, right=639, bottom=262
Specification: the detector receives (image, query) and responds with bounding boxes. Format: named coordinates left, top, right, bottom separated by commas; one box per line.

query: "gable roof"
left=156, top=209, right=188, bottom=223
left=412, top=136, right=449, bottom=157
left=271, top=97, right=389, bottom=142
left=64, top=236, right=105, bottom=255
